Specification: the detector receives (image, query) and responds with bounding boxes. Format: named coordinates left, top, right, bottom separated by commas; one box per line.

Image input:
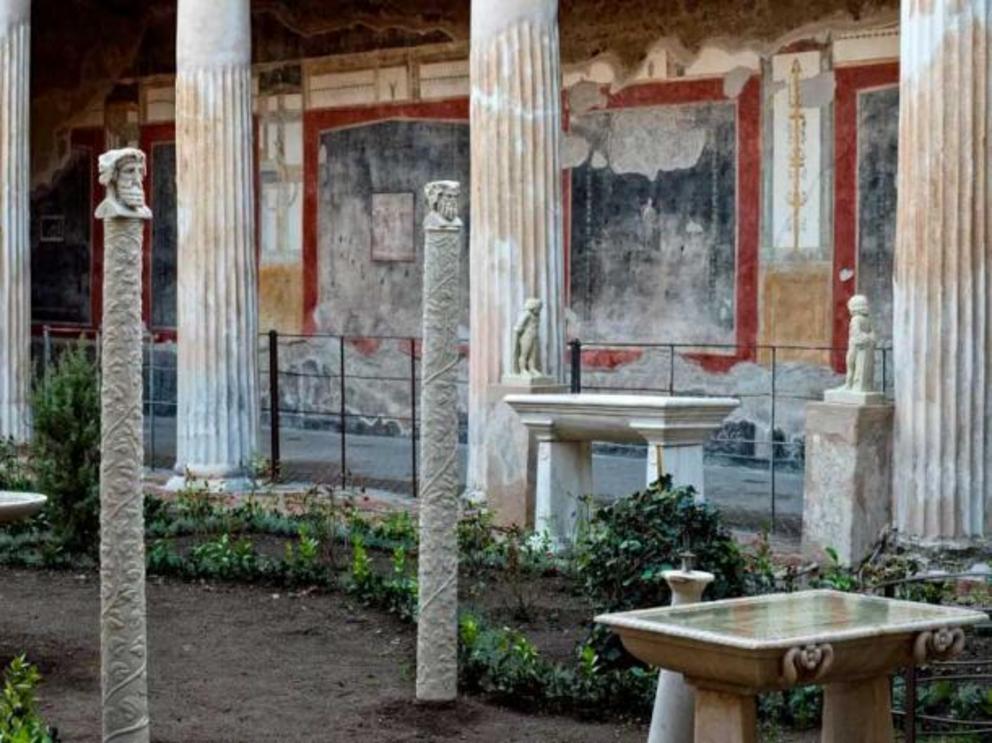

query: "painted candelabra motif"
left=786, top=58, right=808, bottom=253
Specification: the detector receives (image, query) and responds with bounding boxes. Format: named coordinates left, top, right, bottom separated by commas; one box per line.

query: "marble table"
left=504, top=394, right=739, bottom=545
left=597, top=589, right=988, bottom=743
left=0, top=491, right=47, bottom=524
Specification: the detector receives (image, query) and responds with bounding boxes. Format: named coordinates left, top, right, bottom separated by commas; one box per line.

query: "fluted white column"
left=467, top=0, right=566, bottom=520
left=893, top=0, right=992, bottom=539
left=0, top=0, right=30, bottom=444
left=173, top=0, right=258, bottom=483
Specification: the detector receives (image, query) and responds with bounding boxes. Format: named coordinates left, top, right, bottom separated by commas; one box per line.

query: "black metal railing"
left=870, top=574, right=992, bottom=741
left=566, top=339, right=893, bottom=533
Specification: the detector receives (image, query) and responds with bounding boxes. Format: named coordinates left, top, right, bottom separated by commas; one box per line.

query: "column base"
left=821, top=676, right=894, bottom=743
left=165, top=474, right=255, bottom=494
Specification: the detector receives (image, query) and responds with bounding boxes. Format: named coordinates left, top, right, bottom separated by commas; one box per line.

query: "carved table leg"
left=821, top=676, right=894, bottom=743
left=693, top=687, right=757, bottom=743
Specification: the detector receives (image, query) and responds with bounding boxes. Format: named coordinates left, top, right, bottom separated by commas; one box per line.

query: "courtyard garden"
left=2, top=347, right=991, bottom=742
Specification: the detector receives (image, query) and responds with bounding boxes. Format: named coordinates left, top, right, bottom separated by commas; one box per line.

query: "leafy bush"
left=0, top=439, right=32, bottom=493
left=1, top=655, right=59, bottom=742
left=574, top=476, right=745, bottom=612
left=31, top=345, right=100, bottom=555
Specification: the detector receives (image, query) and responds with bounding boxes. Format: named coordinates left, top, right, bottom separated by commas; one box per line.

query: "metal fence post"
left=410, top=338, right=418, bottom=497
left=268, top=330, right=281, bottom=481
left=569, top=339, right=582, bottom=393
left=148, top=334, right=156, bottom=468
left=339, top=336, right=347, bottom=489
left=668, top=343, right=676, bottom=395
left=770, top=346, right=777, bottom=532
left=904, top=665, right=917, bottom=743
left=43, top=325, right=51, bottom=372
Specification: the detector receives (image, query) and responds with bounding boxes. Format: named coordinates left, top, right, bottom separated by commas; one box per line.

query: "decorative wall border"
left=832, top=62, right=899, bottom=371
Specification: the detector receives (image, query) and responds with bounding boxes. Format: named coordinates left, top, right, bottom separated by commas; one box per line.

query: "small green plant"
left=816, top=547, right=857, bottom=592
left=1, top=655, right=58, bottom=742
left=283, top=525, right=327, bottom=586
left=189, top=534, right=262, bottom=580
left=345, top=535, right=417, bottom=620
left=31, top=344, right=101, bottom=555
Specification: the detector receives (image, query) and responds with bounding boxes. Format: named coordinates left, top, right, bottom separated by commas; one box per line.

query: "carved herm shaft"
left=416, top=181, right=462, bottom=702
left=96, top=148, right=151, bottom=743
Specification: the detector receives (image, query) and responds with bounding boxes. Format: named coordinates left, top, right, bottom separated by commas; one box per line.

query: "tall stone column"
left=0, top=0, right=30, bottom=443
left=173, top=0, right=259, bottom=485
left=893, top=0, right=992, bottom=539
left=467, top=0, right=566, bottom=524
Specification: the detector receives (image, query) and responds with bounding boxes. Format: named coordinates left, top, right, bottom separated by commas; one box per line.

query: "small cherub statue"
left=825, top=294, right=881, bottom=404
left=843, top=294, right=876, bottom=392
left=512, top=298, right=543, bottom=377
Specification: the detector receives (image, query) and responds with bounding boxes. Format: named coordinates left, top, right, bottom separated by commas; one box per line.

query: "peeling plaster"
left=801, top=70, right=837, bottom=106
left=723, top=66, right=754, bottom=98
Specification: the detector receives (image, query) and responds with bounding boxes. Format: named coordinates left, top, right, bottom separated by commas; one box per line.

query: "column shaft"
left=467, top=0, right=565, bottom=509
left=893, top=0, right=992, bottom=538
left=174, top=0, right=259, bottom=480
left=0, top=0, right=30, bottom=443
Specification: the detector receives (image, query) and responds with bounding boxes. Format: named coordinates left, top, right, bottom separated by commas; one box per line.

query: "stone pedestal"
left=641, top=437, right=705, bottom=496
left=649, top=570, right=713, bottom=743
left=485, top=381, right=567, bottom=528
left=533, top=434, right=591, bottom=545
left=466, top=0, right=566, bottom=525
left=893, top=1, right=992, bottom=539
left=172, top=0, right=259, bottom=486
left=802, top=402, right=893, bottom=564
left=0, top=0, right=30, bottom=443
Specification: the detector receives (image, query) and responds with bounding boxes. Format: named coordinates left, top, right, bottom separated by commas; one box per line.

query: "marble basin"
left=0, top=491, right=47, bottom=525
left=597, top=590, right=987, bottom=692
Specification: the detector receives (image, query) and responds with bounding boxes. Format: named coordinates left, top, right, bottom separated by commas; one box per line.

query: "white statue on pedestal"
left=825, top=294, right=882, bottom=405
left=512, top=298, right=544, bottom=378
left=96, top=148, right=153, bottom=221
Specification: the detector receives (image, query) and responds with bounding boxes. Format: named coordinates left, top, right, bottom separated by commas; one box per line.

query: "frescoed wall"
left=856, top=85, right=898, bottom=344
left=568, top=100, right=738, bottom=345
left=314, top=119, right=470, bottom=338
left=30, top=147, right=94, bottom=326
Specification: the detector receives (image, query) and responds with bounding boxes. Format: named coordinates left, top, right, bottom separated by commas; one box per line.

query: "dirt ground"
left=0, top=567, right=649, bottom=743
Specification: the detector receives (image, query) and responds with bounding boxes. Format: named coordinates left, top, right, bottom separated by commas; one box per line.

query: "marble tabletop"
left=596, top=589, right=988, bottom=651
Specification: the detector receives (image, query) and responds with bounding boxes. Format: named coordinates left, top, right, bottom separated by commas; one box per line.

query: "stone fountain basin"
left=0, top=491, right=47, bottom=525
left=597, top=590, right=988, bottom=692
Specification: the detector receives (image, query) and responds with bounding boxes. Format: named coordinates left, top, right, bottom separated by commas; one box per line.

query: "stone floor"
left=145, top=418, right=804, bottom=535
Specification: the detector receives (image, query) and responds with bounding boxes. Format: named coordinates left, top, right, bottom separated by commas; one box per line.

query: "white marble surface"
left=0, top=491, right=45, bottom=524
left=597, top=590, right=987, bottom=651
left=504, top=393, right=740, bottom=445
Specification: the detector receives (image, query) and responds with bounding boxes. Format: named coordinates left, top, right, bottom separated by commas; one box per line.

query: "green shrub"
left=0, top=438, right=32, bottom=493
left=574, top=476, right=745, bottom=612
left=1, top=655, right=58, bottom=742
left=31, top=345, right=100, bottom=555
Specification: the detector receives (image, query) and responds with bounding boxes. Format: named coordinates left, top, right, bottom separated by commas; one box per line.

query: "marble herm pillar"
left=173, top=0, right=259, bottom=485
left=0, top=0, right=30, bottom=443
left=416, top=182, right=463, bottom=703
left=96, top=148, right=152, bottom=743
left=893, top=0, right=992, bottom=539
left=467, top=0, right=566, bottom=523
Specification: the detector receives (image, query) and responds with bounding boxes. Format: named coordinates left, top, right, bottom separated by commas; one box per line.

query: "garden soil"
left=0, top=567, right=647, bottom=742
